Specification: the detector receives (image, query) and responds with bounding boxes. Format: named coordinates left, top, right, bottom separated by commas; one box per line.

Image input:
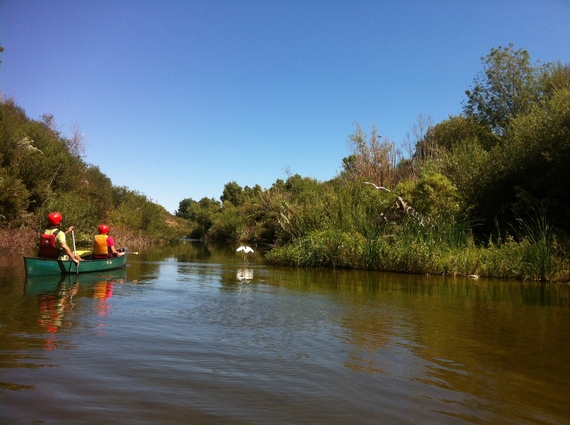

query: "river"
left=1, top=240, right=569, bottom=424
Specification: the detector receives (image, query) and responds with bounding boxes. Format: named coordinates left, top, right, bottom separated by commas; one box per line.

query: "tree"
left=221, top=181, right=244, bottom=207
left=421, top=115, right=499, bottom=153
left=540, top=60, right=570, bottom=99
left=340, top=123, right=401, bottom=189
left=461, top=83, right=570, bottom=237
left=177, top=197, right=221, bottom=238
left=502, top=88, right=570, bottom=232
left=175, top=198, right=194, bottom=219
left=464, top=44, right=542, bottom=135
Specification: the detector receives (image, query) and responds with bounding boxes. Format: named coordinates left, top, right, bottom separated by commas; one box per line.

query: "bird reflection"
left=237, top=267, right=254, bottom=283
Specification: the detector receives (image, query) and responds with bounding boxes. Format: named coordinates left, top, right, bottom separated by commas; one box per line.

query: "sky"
left=1, top=0, right=569, bottom=214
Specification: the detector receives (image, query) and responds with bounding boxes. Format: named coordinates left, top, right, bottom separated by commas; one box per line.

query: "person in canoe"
left=38, top=212, right=82, bottom=265
left=93, top=224, right=125, bottom=259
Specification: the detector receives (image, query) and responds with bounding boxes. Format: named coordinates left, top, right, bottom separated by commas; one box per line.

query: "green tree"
left=208, top=202, right=246, bottom=241
left=540, top=60, right=570, bottom=99
left=175, top=198, right=194, bottom=219
left=242, top=184, right=262, bottom=203
left=463, top=84, right=570, bottom=236
left=504, top=87, right=570, bottom=231
left=464, top=44, right=542, bottom=135
left=186, top=197, right=221, bottom=238
left=79, top=165, right=114, bottom=225
left=0, top=168, right=30, bottom=225
left=422, top=115, right=499, bottom=153
left=221, top=181, right=244, bottom=207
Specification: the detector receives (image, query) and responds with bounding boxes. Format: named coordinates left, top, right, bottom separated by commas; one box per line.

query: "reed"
left=511, top=207, right=555, bottom=281
left=266, top=210, right=569, bottom=282
left=262, top=179, right=569, bottom=282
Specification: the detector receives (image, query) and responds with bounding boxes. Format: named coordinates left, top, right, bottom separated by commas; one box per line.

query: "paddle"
left=71, top=230, right=79, bottom=274
left=118, top=248, right=138, bottom=255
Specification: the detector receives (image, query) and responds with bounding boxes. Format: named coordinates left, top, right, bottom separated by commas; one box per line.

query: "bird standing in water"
left=236, top=245, right=254, bottom=263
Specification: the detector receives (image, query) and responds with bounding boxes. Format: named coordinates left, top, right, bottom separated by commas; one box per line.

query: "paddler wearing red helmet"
left=38, top=212, right=81, bottom=264
left=93, top=224, right=125, bottom=259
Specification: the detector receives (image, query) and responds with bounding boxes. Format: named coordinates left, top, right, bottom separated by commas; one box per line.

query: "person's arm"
left=60, top=241, right=81, bottom=264
left=107, top=235, right=125, bottom=257
left=61, top=226, right=80, bottom=263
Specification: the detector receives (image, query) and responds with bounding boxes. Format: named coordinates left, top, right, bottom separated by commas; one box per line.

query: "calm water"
left=1, top=241, right=569, bottom=424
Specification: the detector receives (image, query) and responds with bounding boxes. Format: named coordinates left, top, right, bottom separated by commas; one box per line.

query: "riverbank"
left=265, top=229, right=570, bottom=283
left=1, top=227, right=171, bottom=255
left=8, top=226, right=569, bottom=283
left=0, top=228, right=37, bottom=254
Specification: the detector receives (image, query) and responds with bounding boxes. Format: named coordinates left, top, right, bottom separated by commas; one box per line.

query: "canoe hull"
left=24, top=255, right=127, bottom=276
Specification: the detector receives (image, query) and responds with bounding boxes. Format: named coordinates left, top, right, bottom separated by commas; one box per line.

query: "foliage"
left=176, top=196, right=221, bottom=238
left=0, top=97, right=189, bottom=251
left=540, top=60, right=570, bottom=98
left=3, top=43, right=570, bottom=282
left=395, top=171, right=459, bottom=221
left=266, top=213, right=570, bottom=282
left=221, top=181, right=245, bottom=207
left=421, top=115, right=500, bottom=153
left=340, top=123, right=402, bottom=190
left=510, top=207, right=555, bottom=281
left=463, top=43, right=543, bottom=135
left=261, top=45, right=570, bottom=281
left=464, top=86, right=570, bottom=235
left=174, top=50, right=569, bottom=280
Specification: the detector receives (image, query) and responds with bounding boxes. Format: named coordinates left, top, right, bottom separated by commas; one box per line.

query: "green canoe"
left=24, top=254, right=127, bottom=276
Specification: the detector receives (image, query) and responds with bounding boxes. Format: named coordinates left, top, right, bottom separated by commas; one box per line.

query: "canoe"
left=24, top=254, right=127, bottom=276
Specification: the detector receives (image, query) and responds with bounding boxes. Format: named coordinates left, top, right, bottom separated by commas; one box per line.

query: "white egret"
left=236, top=245, right=254, bottom=263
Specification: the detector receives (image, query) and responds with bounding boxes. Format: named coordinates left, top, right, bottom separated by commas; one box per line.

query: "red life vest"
left=38, top=229, right=61, bottom=258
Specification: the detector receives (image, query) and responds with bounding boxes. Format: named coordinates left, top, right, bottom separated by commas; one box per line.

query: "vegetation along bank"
left=174, top=45, right=570, bottom=282
left=2, top=45, right=569, bottom=281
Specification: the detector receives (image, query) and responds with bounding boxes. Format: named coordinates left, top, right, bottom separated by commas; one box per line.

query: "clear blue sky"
left=1, top=0, right=569, bottom=214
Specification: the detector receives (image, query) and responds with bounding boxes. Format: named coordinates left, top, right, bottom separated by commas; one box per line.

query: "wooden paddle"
left=71, top=230, right=79, bottom=274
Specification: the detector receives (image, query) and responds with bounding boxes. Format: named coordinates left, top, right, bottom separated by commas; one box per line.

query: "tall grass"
left=266, top=200, right=569, bottom=282
left=510, top=207, right=555, bottom=281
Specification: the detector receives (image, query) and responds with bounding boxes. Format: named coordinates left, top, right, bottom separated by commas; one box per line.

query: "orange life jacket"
left=38, top=229, right=61, bottom=258
left=94, top=234, right=109, bottom=257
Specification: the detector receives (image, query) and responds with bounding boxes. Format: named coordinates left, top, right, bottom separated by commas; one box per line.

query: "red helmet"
left=98, top=224, right=110, bottom=234
left=47, top=212, right=63, bottom=225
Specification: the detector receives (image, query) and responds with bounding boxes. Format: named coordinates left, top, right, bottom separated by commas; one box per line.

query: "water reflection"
left=23, top=270, right=127, bottom=349
left=26, top=276, right=78, bottom=350
left=136, top=239, right=269, bottom=265
left=2, top=243, right=570, bottom=424
left=237, top=267, right=254, bottom=282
